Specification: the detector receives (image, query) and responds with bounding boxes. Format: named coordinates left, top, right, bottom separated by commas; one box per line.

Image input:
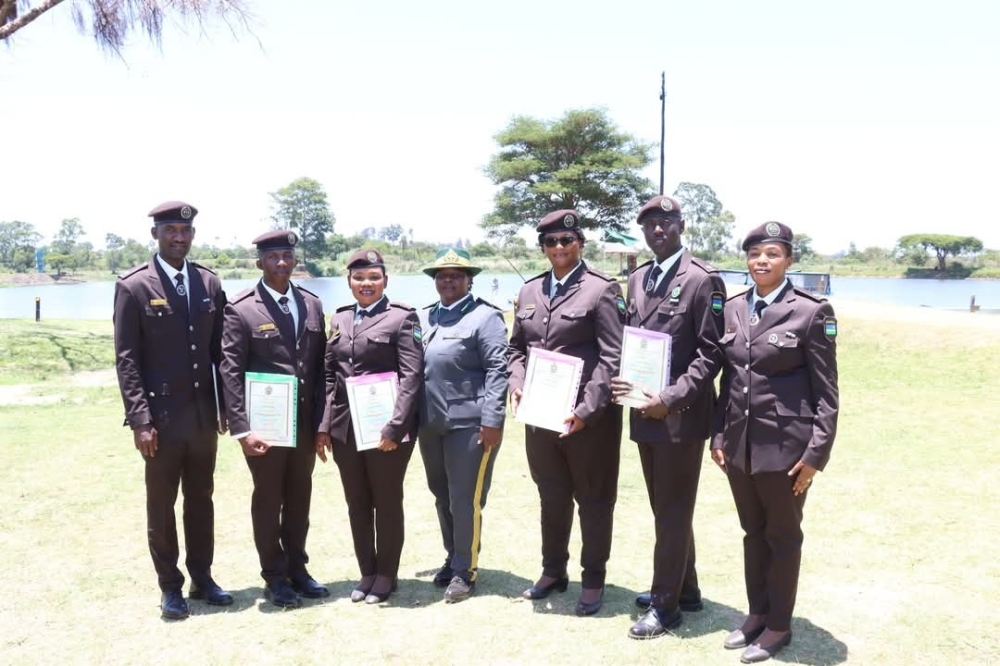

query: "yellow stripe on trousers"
left=468, top=447, right=493, bottom=582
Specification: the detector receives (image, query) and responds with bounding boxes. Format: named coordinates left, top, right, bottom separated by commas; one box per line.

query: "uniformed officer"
left=317, top=249, right=423, bottom=605
left=219, top=230, right=330, bottom=609
left=113, top=200, right=232, bottom=620
left=710, top=222, right=839, bottom=663
left=417, top=247, right=508, bottom=603
left=610, top=195, right=726, bottom=638
left=509, top=209, right=625, bottom=616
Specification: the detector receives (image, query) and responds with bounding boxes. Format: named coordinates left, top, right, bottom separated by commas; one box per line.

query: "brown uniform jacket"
left=625, top=251, right=726, bottom=443
left=509, top=263, right=625, bottom=425
left=321, top=298, right=423, bottom=445
left=113, top=258, right=225, bottom=436
left=220, top=281, right=327, bottom=437
left=711, top=283, right=838, bottom=474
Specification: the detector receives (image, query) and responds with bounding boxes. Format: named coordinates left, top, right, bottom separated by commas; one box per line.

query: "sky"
left=2, top=0, right=998, bottom=254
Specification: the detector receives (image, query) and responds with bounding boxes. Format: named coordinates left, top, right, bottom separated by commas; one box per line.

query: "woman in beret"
left=710, top=222, right=839, bottom=663
left=317, top=249, right=423, bottom=604
left=416, top=247, right=508, bottom=603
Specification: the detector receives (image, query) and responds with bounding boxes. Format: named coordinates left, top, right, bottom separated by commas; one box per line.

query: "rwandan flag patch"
left=711, top=292, right=724, bottom=314
left=824, top=317, right=838, bottom=339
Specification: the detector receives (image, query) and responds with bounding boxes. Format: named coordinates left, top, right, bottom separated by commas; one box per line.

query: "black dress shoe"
left=740, top=631, right=792, bottom=663
left=364, top=578, right=398, bottom=605
left=444, top=576, right=474, bottom=603
left=628, top=606, right=682, bottom=639
left=575, top=587, right=604, bottom=616
left=522, top=576, right=569, bottom=600
left=264, top=582, right=302, bottom=609
left=160, top=589, right=190, bottom=620
left=433, top=564, right=454, bottom=588
left=724, top=624, right=766, bottom=650
left=189, top=579, right=234, bottom=606
left=635, top=592, right=704, bottom=612
left=290, top=574, right=330, bottom=599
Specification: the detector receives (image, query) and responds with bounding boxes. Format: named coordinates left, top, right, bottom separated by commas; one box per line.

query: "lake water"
left=2, top=273, right=1000, bottom=320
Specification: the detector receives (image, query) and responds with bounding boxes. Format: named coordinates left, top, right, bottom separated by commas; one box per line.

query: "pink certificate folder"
left=515, top=348, right=585, bottom=434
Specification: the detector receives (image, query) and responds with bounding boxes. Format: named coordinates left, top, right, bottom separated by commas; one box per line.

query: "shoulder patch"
left=793, top=287, right=826, bottom=303
left=188, top=261, right=217, bottom=276
left=390, top=302, right=416, bottom=312
left=412, top=324, right=423, bottom=341
left=711, top=291, right=725, bottom=314
left=824, top=316, right=838, bottom=339
left=615, top=295, right=626, bottom=314
left=475, top=297, right=502, bottom=311
left=336, top=303, right=355, bottom=313
left=230, top=288, right=255, bottom=304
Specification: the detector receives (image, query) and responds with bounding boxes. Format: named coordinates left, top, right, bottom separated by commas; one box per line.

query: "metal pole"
left=659, top=71, right=666, bottom=196
left=35, top=296, right=40, bottom=322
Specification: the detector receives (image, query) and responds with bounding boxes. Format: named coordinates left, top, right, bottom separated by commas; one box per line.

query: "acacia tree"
left=1, top=0, right=252, bottom=49
left=672, top=182, right=735, bottom=260
left=482, top=108, right=655, bottom=239
left=269, top=177, right=335, bottom=266
left=897, top=234, right=984, bottom=271
left=0, top=220, right=42, bottom=270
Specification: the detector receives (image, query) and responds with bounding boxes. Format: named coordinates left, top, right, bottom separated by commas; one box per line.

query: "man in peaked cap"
left=113, top=200, right=232, bottom=620
left=219, top=229, right=330, bottom=609
left=611, top=194, right=727, bottom=639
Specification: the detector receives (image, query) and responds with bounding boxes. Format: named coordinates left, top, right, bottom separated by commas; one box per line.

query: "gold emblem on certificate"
left=245, top=372, right=298, bottom=447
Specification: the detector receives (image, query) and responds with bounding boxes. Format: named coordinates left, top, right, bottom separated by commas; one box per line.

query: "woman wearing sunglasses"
left=508, top=209, right=625, bottom=617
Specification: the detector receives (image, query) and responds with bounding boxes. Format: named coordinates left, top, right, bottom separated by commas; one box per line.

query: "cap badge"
left=563, top=214, right=575, bottom=227
left=287, top=232, right=297, bottom=245
left=659, top=198, right=673, bottom=212
left=765, top=222, right=781, bottom=237
left=441, top=249, right=463, bottom=265
left=366, top=251, right=377, bottom=263
left=180, top=206, right=193, bottom=220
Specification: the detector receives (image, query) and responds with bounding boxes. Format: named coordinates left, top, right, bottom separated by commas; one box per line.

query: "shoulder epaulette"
left=336, top=303, right=355, bottom=313
left=422, top=302, right=436, bottom=310
left=230, top=288, right=255, bottom=304
left=726, top=290, right=748, bottom=302
left=118, top=263, right=148, bottom=280
left=524, top=271, right=547, bottom=284
left=295, top=284, right=318, bottom=298
left=631, top=260, right=653, bottom=275
left=475, top=297, right=502, bottom=311
left=189, top=261, right=217, bottom=276
left=390, top=302, right=416, bottom=312
left=585, top=267, right=614, bottom=282
left=689, top=256, right=716, bottom=273
left=792, top=287, right=826, bottom=303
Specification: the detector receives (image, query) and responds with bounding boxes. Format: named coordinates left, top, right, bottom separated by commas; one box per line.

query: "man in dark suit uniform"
left=219, top=230, right=329, bottom=609
left=113, top=200, right=232, bottom=620
left=509, top=209, right=625, bottom=616
left=710, top=221, right=838, bottom=662
left=610, top=195, right=726, bottom=638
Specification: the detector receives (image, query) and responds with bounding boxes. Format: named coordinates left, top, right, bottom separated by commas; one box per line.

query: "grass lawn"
left=1, top=302, right=998, bottom=665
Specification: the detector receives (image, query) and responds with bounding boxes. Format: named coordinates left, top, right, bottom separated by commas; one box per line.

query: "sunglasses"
left=542, top=235, right=578, bottom=248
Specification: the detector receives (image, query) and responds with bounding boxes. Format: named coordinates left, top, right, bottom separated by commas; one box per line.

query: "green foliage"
left=378, top=224, right=404, bottom=244
left=672, top=182, right=735, bottom=260
left=482, top=108, right=655, bottom=238
left=897, top=233, right=984, bottom=271
left=0, top=220, right=42, bottom=271
left=52, top=218, right=85, bottom=255
left=469, top=242, right=496, bottom=257
left=791, top=233, right=814, bottom=262
left=270, top=177, right=336, bottom=264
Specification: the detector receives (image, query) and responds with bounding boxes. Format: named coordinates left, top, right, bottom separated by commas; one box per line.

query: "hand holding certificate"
left=245, top=372, right=298, bottom=447
left=617, top=326, right=672, bottom=409
left=515, top=348, right=584, bottom=434
left=345, top=372, right=400, bottom=451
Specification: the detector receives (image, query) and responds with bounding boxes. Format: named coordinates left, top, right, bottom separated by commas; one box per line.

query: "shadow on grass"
left=775, top=616, right=849, bottom=665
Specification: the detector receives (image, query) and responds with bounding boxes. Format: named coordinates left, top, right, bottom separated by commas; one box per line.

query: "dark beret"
left=346, top=248, right=386, bottom=271
left=637, top=195, right=682, bottom=223
left=742, top=221, right=794, bottom=251
left=536, top=209, right=581, bottom=235
left=252, top=229, right=298, bottom=252
left=148, top=200, right=197, bottom=224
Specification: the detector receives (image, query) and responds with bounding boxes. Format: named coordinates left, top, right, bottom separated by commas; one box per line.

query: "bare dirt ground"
left=0, top=368, right=117, bottom=405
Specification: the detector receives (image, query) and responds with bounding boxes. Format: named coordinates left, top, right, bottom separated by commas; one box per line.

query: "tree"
left=378, top=224, right=403, bottom=244
left=269, top=177, right=335, bottom=265
left=360, top=227, right=377, bottom=240
left=52, top=217, right=85, bottom=255
left=469, top=242, right=495, bottom=258
left=672, top=182, right=735, bottom=260
left=792, top=233, right=814, bottom=262
left=482, top=108, right=655, bottom=238
left=0, top=220, right=42, bottom=270
left=1, top=1, right=252, bottom=51
left=105, top=232, right=125, bottom=272
left=897, top=234, right=984, bottom=271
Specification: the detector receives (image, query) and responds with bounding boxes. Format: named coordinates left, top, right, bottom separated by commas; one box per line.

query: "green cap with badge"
left=422, top=247, right=483, bottom=277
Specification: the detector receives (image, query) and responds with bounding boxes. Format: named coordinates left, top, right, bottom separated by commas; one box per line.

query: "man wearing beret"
left=113, top=200, right=232, bottom=620
left=509, top=209, right=625, bottom=616
left=610, top=195, right=727, bottom=638
left=219, top=230, right=330, bottom=609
